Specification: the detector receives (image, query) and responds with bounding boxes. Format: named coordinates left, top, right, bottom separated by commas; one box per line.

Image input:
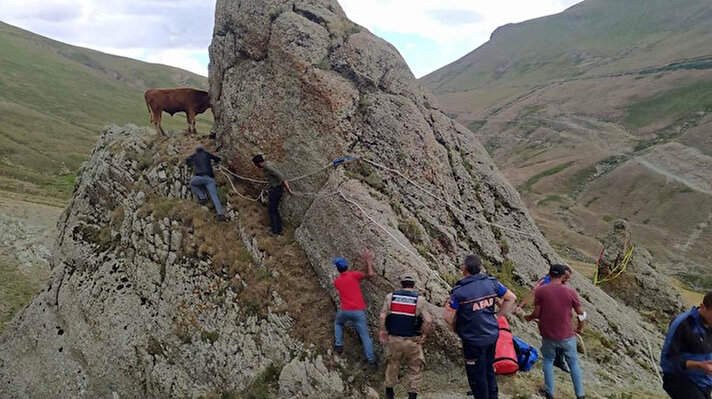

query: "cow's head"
left=197, top=91, right=211, bottom=113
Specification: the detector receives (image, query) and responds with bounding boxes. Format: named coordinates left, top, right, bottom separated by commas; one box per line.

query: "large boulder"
left=0, top=0, right=669, bottom=397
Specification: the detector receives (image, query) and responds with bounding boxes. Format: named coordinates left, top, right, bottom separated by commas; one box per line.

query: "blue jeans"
left=190, top=175, right=223, bottom=215
left=334, top=310, right=376, bottom=363
left=542, top=337, right=584, bottom=397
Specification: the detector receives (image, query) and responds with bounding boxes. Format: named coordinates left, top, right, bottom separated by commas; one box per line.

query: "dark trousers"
left=268, top=185, right=283, bottom=234
left=463, top=342, right=498, bottom=399
left=663, top=373, right=711, bottom=399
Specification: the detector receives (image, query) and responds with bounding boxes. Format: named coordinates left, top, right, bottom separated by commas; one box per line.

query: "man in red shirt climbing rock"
left=333, top=249, right=377, bottom=367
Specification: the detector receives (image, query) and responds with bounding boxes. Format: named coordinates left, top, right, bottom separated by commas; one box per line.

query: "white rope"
left=218, top=162, right=335, bottom=185
left=219, top=157, right=541, bottom=240
left=219, top=169, right=428, bottom=267
left=338, top=190, right=429, bottom=268
left=362, top=158, right=541, bottom=239
left=288, top=163, right=334, bottom=182
left=218, top=165, right=269, bottom=184
left=590, top=286, right=664, bottom=386
left=575, top=333, right=587, bottom=357
left=637, top=324, right=664, bottom=385
left=219, top=167, right=264, bottom=202
left=292, top=190, right=339, bottom=198
left=217, top=154, right=664, bottom=394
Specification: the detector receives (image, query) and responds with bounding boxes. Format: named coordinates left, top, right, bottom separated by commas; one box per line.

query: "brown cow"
left=144, top=88, right=211, bottom=135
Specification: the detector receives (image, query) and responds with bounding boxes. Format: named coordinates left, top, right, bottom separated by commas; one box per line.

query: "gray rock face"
left=210, top=0, right=663, bottom=385
left=0, top=0, right=670, bottom=397
left=0, top=126, right=345, bottom=398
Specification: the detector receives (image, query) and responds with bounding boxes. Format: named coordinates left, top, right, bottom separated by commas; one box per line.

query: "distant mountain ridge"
left=424, top=0, right=712, bottom=92
left=421, top=0, right=712, bottom=289
left=0, top=21, right=211, bottom=202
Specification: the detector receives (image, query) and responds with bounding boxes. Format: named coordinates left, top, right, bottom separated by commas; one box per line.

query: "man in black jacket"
left=186, top=146, right=225, bottom=221
left=252, top=154, right=293, bottom=235
left=661, top=291, right=712, bottom=399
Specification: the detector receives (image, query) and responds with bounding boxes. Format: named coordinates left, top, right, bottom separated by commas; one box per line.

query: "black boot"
left=408, top=392, right=417, bottom=399
left=385, top=387, right=394, bottom=399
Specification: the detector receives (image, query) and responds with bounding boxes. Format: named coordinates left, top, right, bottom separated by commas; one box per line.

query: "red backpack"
left=494, top=316, right=519, bottom=375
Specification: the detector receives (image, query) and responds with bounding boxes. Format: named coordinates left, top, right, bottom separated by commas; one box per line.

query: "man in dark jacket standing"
left=252, top=154, right=293, bottom=235
left=444, top=255, right=517, bottom=399
left=661, top=291, right=712, bottom=399
left=186, top=146, right=225, bottom=221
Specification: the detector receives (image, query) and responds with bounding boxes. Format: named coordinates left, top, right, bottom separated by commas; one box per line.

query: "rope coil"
left=593, top=245, right=634, bottom=285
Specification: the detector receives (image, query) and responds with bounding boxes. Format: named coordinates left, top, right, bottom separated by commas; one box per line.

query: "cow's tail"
left=145, top=92, right=155, bottom=124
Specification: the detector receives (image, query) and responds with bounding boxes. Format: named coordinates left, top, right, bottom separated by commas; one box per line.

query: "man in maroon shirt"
left=333, top=249, right=377, bottom=367
left=525, top=264, right=586, bottom=399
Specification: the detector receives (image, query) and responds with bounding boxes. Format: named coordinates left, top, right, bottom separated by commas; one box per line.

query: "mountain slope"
left=421, top=0, right=712, bottom=288
left=0, top=21, right=212, bottom=203
left=424, top=0, right=712, bottom=92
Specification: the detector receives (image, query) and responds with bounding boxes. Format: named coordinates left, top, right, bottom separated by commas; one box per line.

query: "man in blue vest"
left=444, top=255, right=517, bottom=399
left=379, top=274, right=433, bottom=399
left=661, top=291, right=712, bottom=399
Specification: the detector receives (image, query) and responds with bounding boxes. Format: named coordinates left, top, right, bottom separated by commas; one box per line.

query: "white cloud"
left=340, top=0, right=579, bottom=44
left=0, top=0, right=584, bottom=78
left=339, top=0, right=584, bottom=76
left=81, top=45, right=209, bottom=76
left=0, top=0, right=215, bottom=76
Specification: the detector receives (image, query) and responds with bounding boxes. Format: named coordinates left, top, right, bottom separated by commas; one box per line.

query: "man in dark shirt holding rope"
left=252, top=154, right=293, bottom=235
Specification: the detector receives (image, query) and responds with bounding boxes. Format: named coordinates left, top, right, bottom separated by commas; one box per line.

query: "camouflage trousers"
left=385, top=336, right=425, bottom=393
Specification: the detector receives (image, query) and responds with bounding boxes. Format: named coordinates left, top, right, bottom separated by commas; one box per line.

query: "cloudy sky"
left=0, top=0, right=583, bottom=78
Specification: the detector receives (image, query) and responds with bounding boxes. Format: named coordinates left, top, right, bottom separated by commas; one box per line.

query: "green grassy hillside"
left=421, top=0, right=712, bottom=290
left=0, top=21, right=212, bottom=203
left=423, top=0, right=712, bottom=92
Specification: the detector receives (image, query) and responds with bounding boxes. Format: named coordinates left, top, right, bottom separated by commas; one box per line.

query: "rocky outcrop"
left=0, top=0, right=671, bottom=397
left=0, top=126, right=348, bottom=398
left=598, top=219, right=686, bottom=323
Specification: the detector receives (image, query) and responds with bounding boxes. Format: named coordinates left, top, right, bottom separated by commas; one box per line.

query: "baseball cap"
left=332, top=257, right=348, bottom=272
left=549, top=264, right=567, bottom=278
left=400, top=273, right=416, bottom=283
